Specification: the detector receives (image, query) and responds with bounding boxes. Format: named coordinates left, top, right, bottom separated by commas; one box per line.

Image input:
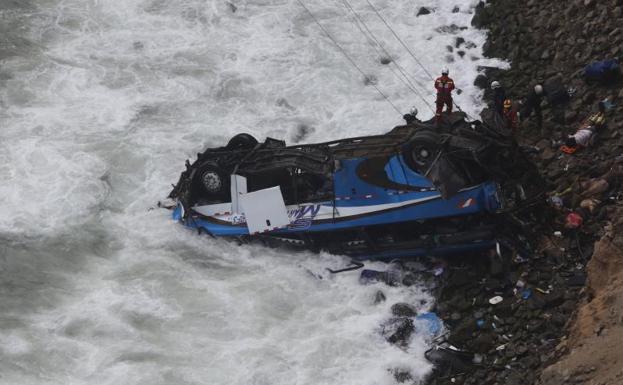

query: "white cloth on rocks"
left=572, top=128, right=593, bottom=146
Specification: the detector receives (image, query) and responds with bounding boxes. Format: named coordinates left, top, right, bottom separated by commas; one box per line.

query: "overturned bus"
left=166, top=111, right=541, bottom=260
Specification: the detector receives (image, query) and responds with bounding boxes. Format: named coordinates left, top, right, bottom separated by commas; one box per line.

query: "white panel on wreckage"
left=230, top=174, right=247, bottom=214
left=239, top=186, right=290, bottom=234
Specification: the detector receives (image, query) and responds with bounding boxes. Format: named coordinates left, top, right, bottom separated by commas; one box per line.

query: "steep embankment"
left=476, top=0, right=623, bottom=384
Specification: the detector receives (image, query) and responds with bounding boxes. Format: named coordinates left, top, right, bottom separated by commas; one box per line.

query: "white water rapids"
left=0, top=0, right=503, bottom=384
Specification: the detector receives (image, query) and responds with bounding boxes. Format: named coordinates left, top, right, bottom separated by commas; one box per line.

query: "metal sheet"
left=239, top=186, right=290, bottom=234
left=230, top=174, right=247, bottom=214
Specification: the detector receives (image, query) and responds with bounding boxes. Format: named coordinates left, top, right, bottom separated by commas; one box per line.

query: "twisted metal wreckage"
left=164, top=111, right=544, bottom=261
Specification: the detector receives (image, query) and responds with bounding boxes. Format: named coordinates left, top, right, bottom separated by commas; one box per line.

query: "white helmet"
left=441, top=67, right=449, bottom=75
left=534, top=84, right=543, bottom=95
left=410, top=106, right=418, bottom=116
left=491, top=81, right=501, bottom=89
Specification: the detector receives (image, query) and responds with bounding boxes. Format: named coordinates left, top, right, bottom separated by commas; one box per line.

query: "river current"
left=0, top=1, right=502, bottom=384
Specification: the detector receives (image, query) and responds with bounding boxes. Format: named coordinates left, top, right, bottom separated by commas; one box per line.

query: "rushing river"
left=0, top=1, right=502, bottom=384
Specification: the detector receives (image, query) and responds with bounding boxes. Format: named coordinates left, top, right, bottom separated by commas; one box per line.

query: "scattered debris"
left=565, top=212, right=584, bottom=229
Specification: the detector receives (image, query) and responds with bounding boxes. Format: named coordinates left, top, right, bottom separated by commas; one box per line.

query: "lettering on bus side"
left=230, top=205, right=321, bottom=226
left=288, top=204, right=321, bottom=221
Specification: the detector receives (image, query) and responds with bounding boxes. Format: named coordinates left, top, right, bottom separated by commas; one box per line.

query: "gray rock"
left=416, top=7, right=431, bottom=16
left=541, top=49, right=550, bottom=60
left=544, top=290, right=565, bottom=308
left=383, top=317, right=414, bottom=346
left=472, top=2, right=490, bottom=29
left=565, top=4, right=578, bottom=19
left=437, top=24, right=461, bottom=34
left=551, top=313, right=567, bottom=327
left=391, top=303, right=416, bottom=317
left=583, top=91, right=596, bottom=103
left=472, top=333, right=495, bottom=353
left=363, top=75, right=378, bottom=86
left=374, top=290, right=386, bottom=304
left=561, top=300, right=576, bottom=313
left=393, top=369, right=412, bottom=383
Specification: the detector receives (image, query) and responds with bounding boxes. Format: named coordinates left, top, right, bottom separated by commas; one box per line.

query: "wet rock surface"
left=419, top=0, right=623, bottom=384
left=369, top=1, right=622, bottom=383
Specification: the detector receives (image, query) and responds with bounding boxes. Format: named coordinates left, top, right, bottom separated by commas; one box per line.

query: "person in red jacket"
left=435, top=67, right=454, bottom=124
left=502, top=99, right=518, bottom=133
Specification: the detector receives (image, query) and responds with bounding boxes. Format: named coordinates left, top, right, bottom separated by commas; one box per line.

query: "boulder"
left=472, top=332, right=495, bottom=353
left=383, top=317, right=414, bottom=346
left=374, top=290, right=386, bottom=304
left=391, top=303, right=417, bottom=317
left=471, top=2, right=490, bottom=28
left=417, top=7, right=431, bottom=16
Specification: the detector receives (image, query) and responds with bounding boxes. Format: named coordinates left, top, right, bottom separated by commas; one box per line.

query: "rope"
left=341, top=0, right=429, bottom=93
left=341, top=3, right=416, bottom=91
left=364, top=0, right=434, bottom=80
left=339, top=0, right=435, bottom=113
left=364, top=0, right=476, bottom=120
left=296, top=0, right=403, bottom=116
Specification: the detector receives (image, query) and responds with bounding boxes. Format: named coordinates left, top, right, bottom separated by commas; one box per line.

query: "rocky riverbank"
left=375, top=1, right=623, bottom=384
left=475, top=1, right=623, bottom=384
left=423, top=0, right=623, bottom=384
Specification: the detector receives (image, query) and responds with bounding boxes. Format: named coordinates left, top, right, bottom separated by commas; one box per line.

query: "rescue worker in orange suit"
left=502, top=99, right=518, bottom=133
left=435, top=67, right=454, bottom=124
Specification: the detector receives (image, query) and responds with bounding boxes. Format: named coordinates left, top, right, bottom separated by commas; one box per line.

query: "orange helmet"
left=503, top=99, right=512, bottom=109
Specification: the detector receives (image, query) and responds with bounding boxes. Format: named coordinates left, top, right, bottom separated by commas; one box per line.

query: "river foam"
left=0, top=1, right=504, bottom=384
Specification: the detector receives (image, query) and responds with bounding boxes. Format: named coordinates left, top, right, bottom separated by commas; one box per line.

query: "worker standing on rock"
left=491, top=81, right=506, bottom=115
left=435, top=67, right=454, bottom=124
left=520, top=84, right=545, bottom=132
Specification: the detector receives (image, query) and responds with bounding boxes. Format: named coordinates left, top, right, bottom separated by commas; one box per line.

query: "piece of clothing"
left=435, top=96, right=453, bottom=123
left=562, top=111, right=606, bottom=152
left=586, top=112, right=606, bottom=128
left=435, top=75, right=455, bottom=96
left=571, top=128, right=593, bottom=147
left=560, top=145, right=578, bottom=154
left=493, top=87, right=507, bottom=115
left=503, top=107, right=518, bottom=132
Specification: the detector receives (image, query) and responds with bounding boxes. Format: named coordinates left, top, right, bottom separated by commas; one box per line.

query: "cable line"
left=364, top=0, right=434, bottom=80
left=338, top=0, right=435, bottom=113
left=339, top=2, right=411, bottom=91
left=364, top=0, right=475, bottom=119
left=340, top=0, right=428, bottom=93
left=295, top=0, right=403, bottom=115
